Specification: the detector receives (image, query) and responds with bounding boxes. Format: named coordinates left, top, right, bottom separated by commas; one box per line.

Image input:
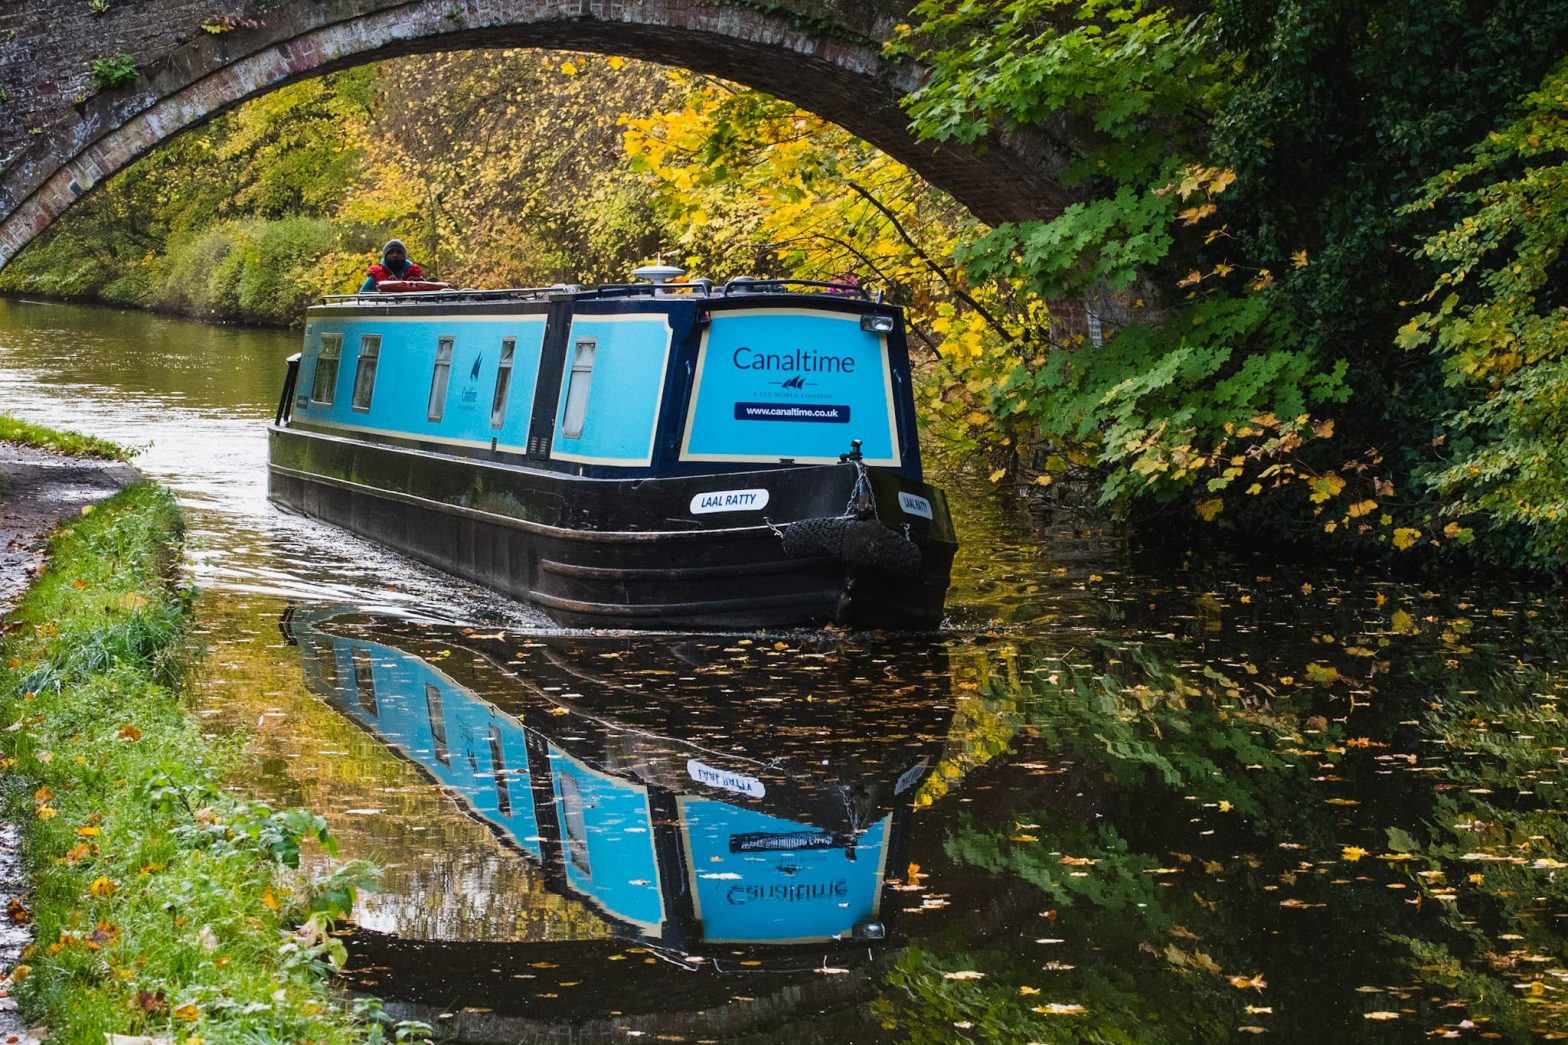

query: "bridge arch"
left=0, top=0, right=1072, bottom=272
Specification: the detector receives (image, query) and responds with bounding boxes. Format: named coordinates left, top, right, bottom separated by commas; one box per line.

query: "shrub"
left=88, top=54, right=137, bottom=91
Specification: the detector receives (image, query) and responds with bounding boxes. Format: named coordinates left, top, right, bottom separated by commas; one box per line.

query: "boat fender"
left=780, top=516, right=923, bottom=576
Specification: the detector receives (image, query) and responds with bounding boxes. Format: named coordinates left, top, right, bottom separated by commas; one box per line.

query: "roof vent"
left=631, top=263, right=686, bottom=285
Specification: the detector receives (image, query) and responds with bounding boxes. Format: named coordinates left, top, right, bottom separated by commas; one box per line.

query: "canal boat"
left=266, top=271, right=957, bottom=629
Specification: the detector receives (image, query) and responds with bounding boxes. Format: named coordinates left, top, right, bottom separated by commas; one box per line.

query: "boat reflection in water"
left=283, top=607, right=954, bottom=1035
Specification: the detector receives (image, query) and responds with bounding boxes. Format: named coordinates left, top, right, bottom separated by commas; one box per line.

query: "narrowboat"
left=266, top=270, right=957, bottom=629
left=282, top=606, right=952, bottom=955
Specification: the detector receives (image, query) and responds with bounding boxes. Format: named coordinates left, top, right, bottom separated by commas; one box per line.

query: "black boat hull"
left=267, top=425, right=956, bottom=629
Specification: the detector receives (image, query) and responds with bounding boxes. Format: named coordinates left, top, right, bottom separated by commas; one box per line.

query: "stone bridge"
left=0, top=0, right=1075, bottom=275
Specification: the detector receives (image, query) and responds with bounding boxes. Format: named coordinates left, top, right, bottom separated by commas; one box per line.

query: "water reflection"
left=286, top=608, right=951, bottom=950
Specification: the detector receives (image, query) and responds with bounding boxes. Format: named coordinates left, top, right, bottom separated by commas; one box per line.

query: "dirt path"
left=0, top=443, right=139, bottom=1041
left=0, top=444, right=140, bottom=615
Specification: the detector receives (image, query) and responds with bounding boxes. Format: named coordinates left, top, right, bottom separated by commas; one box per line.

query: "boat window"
left=490, top=338, right=515, bottom=428
left=561, top=339, right=596, bottom=439
left=559, top=772, right=591, bottom=878
left=488, top=725, right=511, bottom=817
left=351, top=334, right=381, bottom=412
left=428, top=337, right=454, bottom=422
left=425, top=682, right=449, bottom=763
left=310, top=334, right=341, bottom=405
left=351, top=647, right=377, bottom=717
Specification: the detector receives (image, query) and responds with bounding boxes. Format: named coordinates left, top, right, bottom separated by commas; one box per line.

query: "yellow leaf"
left=1196, top=498, right=1224, bottom=522
left=88, top=876, right=117, bottom=897
left=1392, top=527, right=1422, bottom=550
left=607, top=56, right=625, bottom=70
left=1228, top=974, right=1267, bottom=990
left=1020, top=986, right=1040, bottom=996
left=1291, top=249, right=1309, bottom=268
left=1390, top=609, right=1417, bottom=634
left=1033, top=1003, right=1088, bottom=1015
left=1178, top=270, right=1203, bottom=288
left=1363, top=1012, right=1399, bottom=1021
left=1305, top=663, right=1340, bottom=684
left=174, top=1003, right=200, bottom=1020
left=987, top=468, right=1006, bottom=483
left=560, top=61, right=578, bottom=76
left=77, top=826, right=101, bottom=837
left=942, top=970, right=985, bottom=980
left=1341, top=846, right=1368, bottom=862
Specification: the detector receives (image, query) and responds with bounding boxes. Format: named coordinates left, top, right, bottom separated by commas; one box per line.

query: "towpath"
left=0, top=443, right=139, bottom=1042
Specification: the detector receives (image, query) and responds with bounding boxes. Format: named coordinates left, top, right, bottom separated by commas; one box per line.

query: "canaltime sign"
left=679, top=307, right=901, bottom=466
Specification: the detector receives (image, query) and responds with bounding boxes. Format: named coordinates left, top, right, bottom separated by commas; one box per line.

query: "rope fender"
left=779, top=515, right=924, bottom=577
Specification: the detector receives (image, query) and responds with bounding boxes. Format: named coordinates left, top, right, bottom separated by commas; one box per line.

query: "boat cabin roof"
left=315, top=277, right=883, bottom=310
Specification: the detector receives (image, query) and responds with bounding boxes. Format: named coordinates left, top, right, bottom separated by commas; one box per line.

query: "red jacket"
left=368, top=261, right=425, bottom=284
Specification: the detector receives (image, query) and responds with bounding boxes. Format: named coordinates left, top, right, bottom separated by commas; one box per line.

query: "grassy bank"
left=0, top=415, right=130, bottom=460
left=0, top=484, right=408, bottom=1043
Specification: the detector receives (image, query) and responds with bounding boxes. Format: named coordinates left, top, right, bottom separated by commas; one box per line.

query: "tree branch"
left=842, top=178, right=1024, bottom=343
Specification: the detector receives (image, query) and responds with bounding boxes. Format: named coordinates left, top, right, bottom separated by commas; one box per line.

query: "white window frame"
left=310, top=334, right=342, bottom=406
left=351, top=334, right=381, bottom=412
left=490, top=338, right=516, bottom=429
left=561, top=338, right=597, bottom=440
left=428, top=336, right=454, bottom=422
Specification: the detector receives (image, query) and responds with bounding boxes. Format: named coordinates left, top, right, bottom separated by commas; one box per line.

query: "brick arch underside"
left=0, top=1, right=1069, bottom=272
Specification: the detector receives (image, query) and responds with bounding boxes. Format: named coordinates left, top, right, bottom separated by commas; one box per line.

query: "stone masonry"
left=0, top=0, right=1077, bottom=275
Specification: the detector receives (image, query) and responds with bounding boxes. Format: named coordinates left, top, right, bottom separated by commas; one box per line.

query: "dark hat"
left=382, top=239, right=406, bottom=256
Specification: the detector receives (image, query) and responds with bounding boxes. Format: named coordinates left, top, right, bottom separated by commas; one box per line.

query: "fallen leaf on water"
left=1032, top=1003, right=1087, bottom=1015
left=1228, top=974, right=1267, bottom=991
left=1363, top=1011, right=1400, bottom=1020
left=942, top=970, right=985, bottom=981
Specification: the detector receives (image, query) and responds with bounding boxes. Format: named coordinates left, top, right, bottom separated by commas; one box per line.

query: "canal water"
left=2, top=297, right=1567, bottom=1042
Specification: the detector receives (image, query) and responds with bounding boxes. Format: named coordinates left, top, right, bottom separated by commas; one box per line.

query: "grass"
left=0, top=415, right=132, bottom=460
left=0, top=484, right=418, bottom=1043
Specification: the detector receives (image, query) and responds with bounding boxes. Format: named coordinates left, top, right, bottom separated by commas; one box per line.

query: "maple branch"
left=842, top=178, right=1023, bottom=343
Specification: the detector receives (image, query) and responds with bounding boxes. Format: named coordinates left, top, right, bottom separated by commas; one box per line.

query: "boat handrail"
left=317, top=277, right=883, bottom=306
left=319, top=284, right=578, bottom=305
left=721, top=278, right=873, bottom=300
left=588, top=279, right=715, bottom=298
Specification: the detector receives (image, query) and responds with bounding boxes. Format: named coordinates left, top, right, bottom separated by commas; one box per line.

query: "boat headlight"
left=860, top=313, right=895, bottom=333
